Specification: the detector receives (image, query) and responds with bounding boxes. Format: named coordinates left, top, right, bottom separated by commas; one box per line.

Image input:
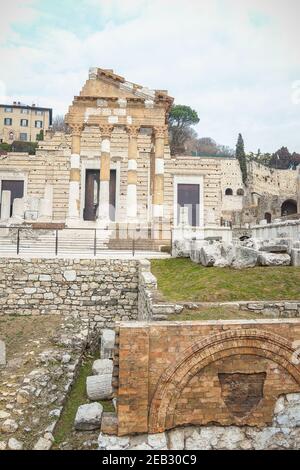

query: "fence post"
left=55, top=229, right=58, bottom=256
left=94, top=229, right=97, bottom=257
left=17, top=228, right=20, bottom=255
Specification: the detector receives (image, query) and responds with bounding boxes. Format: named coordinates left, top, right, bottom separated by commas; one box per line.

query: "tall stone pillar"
left=126, top=125, right=140, bottom=220
left=152, top=126, right=166, bottom=218
left=0, top=190, right=11, bottom=220
left=98, top=125, right=113, bottom=223
left=67, top=124, right=83, bottom=224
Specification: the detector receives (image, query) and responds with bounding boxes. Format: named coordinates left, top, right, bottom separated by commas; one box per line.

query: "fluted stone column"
left=67, top=124, right=83, bottom=223
left=98, top=125, right=113, bottom=223
left=126, top=125, right=140, bottom=220
left=152, top=126, right=166, bottom=218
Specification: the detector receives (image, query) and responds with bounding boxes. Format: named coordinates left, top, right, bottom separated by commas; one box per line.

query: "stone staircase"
left=0, top=228, right=109, bottom=257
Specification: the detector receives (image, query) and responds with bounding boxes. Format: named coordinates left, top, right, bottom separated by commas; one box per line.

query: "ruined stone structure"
left=220, top=158, right=298, bottom=226
left=0, top=68, right=299, bottom=250
left=115, top=320, right=300, bottom=436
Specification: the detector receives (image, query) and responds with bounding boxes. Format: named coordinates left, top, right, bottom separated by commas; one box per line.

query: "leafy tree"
left=36, top=129, right=44, bottom=141
left=236, top=133, right=247, bottom=184
left=168, top=105, right=199, bottom=155
left=268, top=146, right=300, bottom=170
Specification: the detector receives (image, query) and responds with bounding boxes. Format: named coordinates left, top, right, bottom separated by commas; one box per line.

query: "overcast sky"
left=0, top=0, right=299, bottom=153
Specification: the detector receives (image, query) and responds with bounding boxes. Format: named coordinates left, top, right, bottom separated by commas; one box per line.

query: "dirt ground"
left=0, top=314, right=88, bottom=450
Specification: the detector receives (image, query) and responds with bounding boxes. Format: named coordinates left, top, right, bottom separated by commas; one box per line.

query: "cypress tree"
left=236, top=133, right=247, bottom=184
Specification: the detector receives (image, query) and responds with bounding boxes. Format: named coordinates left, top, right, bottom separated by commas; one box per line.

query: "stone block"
left=291, top=249, right=300, bottom=266
left=86, top=375, right=112, bottom=400
left=100, top=412, right=118, bottom=435
left=100, top=329, right=115, bottom=359
left=74, top=403, right=103, bottom=431
left=0, top=340, right=6, bottom=366
left=258, top=252, right=290, bottom=266
left=92, top=358, right=113, bottom=376
left=232, top=246, right=258, bottom=268
left=200, top=244, right=222, bottom=267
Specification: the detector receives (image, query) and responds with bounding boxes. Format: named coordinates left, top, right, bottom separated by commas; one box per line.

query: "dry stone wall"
left=0, top=258, right=139, bottom=329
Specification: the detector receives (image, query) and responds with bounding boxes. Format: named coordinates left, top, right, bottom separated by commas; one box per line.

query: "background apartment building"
left=0, top=102, right=52, bottom=143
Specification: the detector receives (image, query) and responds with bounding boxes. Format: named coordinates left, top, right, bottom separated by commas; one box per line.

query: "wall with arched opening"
left=116, top=321, right=300, bottom=435
left=281, top=199, right=297, bottom=216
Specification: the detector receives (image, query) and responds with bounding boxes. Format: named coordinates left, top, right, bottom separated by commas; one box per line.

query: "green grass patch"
left=151, top=258, right=300, bottom=302
left=53, top=354, right=114, bottom=447
left=168, top=306, right=272, bottom=321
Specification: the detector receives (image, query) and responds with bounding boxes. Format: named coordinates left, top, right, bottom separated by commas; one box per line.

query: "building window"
left=20, top=119, right=28, bottom=127
left=21, top=108, right=29, bottom=114
left=225, top=188, right=233, bottom=195
left=4, top=118, right=12, bottom=125
left=20, top=133, right=27, bottom=141
left=4, top=107, right=13, bottom=113
left=237, top=188, right=244, bottom=196
left=35, top=120, right=43, bottom=128
left=35, top=110, right=43, bottom=115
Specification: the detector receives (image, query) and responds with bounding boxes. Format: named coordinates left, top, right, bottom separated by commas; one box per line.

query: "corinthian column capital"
left=153, top=125, right=168, bottom=139
left=100, top=125, right=114, bottom=138
left=69, top=123, right=84, bottom=136
left=126, top=125, right=140, bottom=138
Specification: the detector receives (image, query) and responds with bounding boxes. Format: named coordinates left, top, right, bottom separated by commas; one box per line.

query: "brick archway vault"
left=148, top=329, right=300, bottom=433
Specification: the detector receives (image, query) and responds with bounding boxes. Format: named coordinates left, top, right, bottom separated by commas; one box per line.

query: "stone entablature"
left=116, top=320, right=300, bottom=435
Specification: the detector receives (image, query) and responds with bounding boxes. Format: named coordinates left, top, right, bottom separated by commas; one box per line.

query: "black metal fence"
left=0, top=225, right=172, bottom=257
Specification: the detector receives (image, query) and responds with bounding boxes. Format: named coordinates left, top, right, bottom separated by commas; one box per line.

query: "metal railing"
left=0, top=225, right=172, bottom=257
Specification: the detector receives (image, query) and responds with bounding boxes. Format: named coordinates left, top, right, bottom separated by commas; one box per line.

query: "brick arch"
left=149, top=329, right=300, bottom=433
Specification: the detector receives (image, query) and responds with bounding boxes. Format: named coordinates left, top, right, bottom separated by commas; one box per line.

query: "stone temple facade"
left=0, top=67, right=299, bottom=247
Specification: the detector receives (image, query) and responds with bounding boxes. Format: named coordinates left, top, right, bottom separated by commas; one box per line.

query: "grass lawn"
left=151, top=258, right=300, bottom=302
left=53, top=354, right=114, bottom=448
left=168, top=306, right=277, bottom=321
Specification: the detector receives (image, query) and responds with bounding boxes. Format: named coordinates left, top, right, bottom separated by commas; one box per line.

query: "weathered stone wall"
left=0, top=151, right=70, bottom=222
left=0, top=258, right=138, bottom=329
left=138, top=260, right=182, bottom=321
left=116, top=320, right=300, bottom=436
left=99, top=396, right=300, bottom=449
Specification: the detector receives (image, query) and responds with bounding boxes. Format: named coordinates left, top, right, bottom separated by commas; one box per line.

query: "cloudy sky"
left=0, top=0, right=299, bottom=153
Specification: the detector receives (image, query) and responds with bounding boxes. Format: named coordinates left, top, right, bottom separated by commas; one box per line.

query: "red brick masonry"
left=116, top=319, right=300, bottom=435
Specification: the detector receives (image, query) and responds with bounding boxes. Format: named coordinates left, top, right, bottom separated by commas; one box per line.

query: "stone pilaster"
left=67, top=123, right=83, bottom=223
left=126, top=126, right=140, bottom=220
left=152, top=126, right=166, bottom=218
left=98, top=125, right=114, bottom=223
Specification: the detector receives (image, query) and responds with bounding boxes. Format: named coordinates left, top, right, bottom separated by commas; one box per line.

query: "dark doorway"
left=83, top=169, right=116, bottom=221
left=281, top=199, right=297, bottom=217
left=1, top=180, right=24, bottom=217
left=264, top=212, right=272, bottom=223
left=177, top=183, right=199, bottom=226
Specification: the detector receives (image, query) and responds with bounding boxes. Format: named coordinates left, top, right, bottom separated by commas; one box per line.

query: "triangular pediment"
left=78, top=67, right=157, bottom=101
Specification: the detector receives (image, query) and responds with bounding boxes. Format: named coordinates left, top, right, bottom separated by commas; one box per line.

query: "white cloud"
left=0, top=0, right=299, bottom=152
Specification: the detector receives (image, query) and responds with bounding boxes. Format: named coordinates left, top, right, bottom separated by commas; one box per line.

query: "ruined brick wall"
left=0, top=258, right=138, bottom=329
left=116, top=320, right=300, bottom=435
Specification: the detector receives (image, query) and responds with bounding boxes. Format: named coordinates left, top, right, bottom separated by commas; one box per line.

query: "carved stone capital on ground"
left=100, top=125, right=114, bottom=138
